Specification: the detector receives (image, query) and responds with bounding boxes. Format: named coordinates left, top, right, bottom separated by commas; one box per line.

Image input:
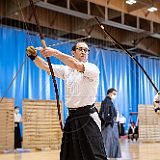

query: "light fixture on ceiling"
left=14, top=12, right=19, bottom=16
left=147, top=6, right=158, bottom=12
left=126, top=0, right=137, bottom=5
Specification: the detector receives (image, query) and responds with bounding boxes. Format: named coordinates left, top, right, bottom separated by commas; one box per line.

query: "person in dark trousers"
left=119, top=113, right=126, bottom=136
left=99, top=88, right=121, bottom=159
left=26, top=42, right=108, bottom=160
left=128, top=121, right=139, bottom=141
left=14, top=106, right=22, bottom=149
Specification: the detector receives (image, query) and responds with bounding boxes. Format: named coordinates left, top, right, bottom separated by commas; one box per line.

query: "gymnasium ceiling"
left=1, top=0, right=160, bottom=57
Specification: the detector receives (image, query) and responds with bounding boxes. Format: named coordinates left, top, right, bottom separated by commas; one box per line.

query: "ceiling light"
left=126, top=0, right=137, bottom=5
left=147, top=6, right=158, bottom=12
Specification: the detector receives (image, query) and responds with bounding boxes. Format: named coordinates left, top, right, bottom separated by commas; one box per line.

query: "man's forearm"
left=34, top=56, right=50, bottom=72
left=53, top=51, right=84, bottom=72
left=34, top=53, right=78, bottom=71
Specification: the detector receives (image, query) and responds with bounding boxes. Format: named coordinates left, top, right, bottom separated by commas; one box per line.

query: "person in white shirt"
left=14, top=106, right=22, bottom=149
left=26, top=42, right=107, bottom=160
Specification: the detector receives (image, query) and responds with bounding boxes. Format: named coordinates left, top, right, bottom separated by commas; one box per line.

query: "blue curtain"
left=1, top=26, right=160, bottom=131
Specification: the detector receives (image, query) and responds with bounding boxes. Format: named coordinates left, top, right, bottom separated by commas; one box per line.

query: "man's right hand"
left=26, top=46, right=37, bottom=61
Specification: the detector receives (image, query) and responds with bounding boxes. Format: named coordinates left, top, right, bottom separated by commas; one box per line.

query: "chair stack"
left=139, top=104, right=160, bottom=142
left=23, top=99, right=63, bottom=150
left=0, top=98, right=14, bottom=152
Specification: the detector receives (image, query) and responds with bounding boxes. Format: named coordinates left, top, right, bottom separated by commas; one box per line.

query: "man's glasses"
left=76, top=47, right=90, bottom=53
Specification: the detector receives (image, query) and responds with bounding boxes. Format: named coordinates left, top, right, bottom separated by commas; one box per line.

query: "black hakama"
left=60, top=105, right=107, bottom=160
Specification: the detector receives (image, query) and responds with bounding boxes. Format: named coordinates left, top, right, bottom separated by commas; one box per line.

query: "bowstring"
left=0, top=0, right=33, bottom=103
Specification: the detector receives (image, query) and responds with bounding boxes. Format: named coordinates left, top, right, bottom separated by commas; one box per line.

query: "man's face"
left=109, top=91, right=117, bottom=100
left=15, top=108, right=20, bottom=113
left=131, top=122, right=135, bottom=127
left=72, top=42, right=89, bottom=62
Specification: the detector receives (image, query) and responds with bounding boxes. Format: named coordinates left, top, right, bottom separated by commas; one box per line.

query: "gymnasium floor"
left=0, top=139, right=160, bottom=160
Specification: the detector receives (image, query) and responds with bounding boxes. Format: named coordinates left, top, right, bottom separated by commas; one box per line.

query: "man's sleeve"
left=99, top=101, right=106, bottom=125
left=50, top=64, right=66, bottom=79
left=83, top=63, right=100, bottom=79
left=99, top=101, right=105, bottom=119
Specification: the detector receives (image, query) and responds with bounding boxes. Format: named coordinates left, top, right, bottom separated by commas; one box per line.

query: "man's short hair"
left=72, top=44, right=77, bottom=51
left=15, top=106, right=19, bottom=109
left=107, top=88, right=117, bottom=95
left=71, top=41, right=88, bottom=51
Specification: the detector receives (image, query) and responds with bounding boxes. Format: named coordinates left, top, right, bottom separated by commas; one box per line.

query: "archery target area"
left=1, top=0, right=160, bottom=159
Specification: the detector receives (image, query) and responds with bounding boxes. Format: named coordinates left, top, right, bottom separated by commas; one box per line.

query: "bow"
left=95, top=17, right=159, bottom=93
left=29, top=0, right=63, bottom=131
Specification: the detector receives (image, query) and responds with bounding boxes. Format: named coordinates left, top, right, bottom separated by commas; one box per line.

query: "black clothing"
left=119, top=123, right=125, bottom=136
left=128, top=126, right=139, bottom=141
left=99, top=96, right=117, bottom=128
left=14, top=122, right=22, bottom=149
left=99, top=96, right=121, bottom=158
left=60, top=105, right=108, bottom=160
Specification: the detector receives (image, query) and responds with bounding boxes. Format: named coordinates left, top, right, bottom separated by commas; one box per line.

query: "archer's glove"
left=26, top=46, right=37, bottom=61
left=154, top=105, right=160, bottom=114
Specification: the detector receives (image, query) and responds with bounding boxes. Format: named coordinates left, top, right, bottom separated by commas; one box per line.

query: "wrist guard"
left=26, top=46, right=37, bottom=61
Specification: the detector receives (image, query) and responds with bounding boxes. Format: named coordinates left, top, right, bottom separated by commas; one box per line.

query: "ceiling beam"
left=36, top=1, right=92, bottom=20
left=2, top=0, right=32, bottom=17
left=127, top=3, right=146, bottom=13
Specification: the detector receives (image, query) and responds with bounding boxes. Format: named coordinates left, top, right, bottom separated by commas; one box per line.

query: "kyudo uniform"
left=51, top=62, right=107, bottom=160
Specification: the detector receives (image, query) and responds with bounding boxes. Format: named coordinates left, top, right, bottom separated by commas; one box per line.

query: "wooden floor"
left=1, top=139, right=160, bottom=160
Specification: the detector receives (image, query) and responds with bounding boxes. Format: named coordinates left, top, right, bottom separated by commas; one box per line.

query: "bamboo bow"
left=95, top=17, right=159, bottom=93
left=29, top=0, right=63, bottom=131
